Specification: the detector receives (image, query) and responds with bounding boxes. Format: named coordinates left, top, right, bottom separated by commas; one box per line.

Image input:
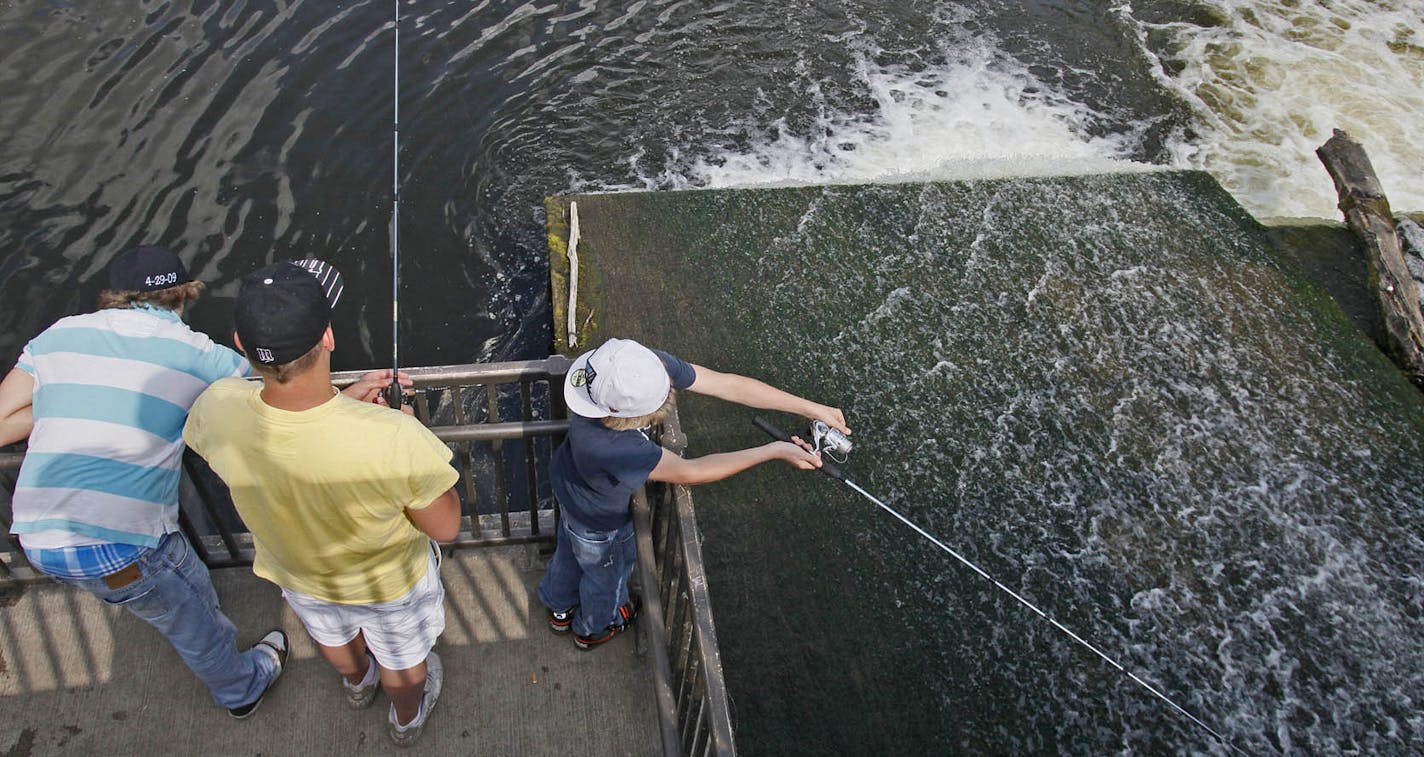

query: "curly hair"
left=97, top=280, right=206, bottom=311
left=601, top=391, right=676, bottom=431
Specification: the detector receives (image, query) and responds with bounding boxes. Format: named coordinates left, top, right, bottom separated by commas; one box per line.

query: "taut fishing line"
left=753, top=417, right=1249, bottom=755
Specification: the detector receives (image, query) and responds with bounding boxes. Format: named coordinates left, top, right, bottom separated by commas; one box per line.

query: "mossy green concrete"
left=545, top=197, right=572, bottom=348
left=547, top=196, right=611, bottom=351
left=546, top=172, right=1424, bottom=754
left=1261, top=220, right=1384, bottom=347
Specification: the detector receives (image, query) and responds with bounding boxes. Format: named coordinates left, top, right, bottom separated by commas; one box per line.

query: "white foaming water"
left=647, top=2, right=1421, bottom=221
left=1122, top=0, right=1424, bottom=219
left=674, top=34, right=1152, bottom=191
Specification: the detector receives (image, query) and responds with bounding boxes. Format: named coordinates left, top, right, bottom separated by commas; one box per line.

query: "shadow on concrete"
left=0, top=546, right=659, bottom=755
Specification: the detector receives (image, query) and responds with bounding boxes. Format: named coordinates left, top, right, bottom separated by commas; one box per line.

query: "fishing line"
left=385, top=0, right=404, bottom=409
left=753, top=417, right=1248, bottom=755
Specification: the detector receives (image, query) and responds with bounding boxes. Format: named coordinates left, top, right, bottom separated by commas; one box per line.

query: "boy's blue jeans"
left=538, top=515, right=636, bottom=637
left=39, top=532, right=278, bottom=709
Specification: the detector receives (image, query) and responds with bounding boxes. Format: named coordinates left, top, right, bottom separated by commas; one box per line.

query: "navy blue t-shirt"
left=550, top=349, right=696, bottom=531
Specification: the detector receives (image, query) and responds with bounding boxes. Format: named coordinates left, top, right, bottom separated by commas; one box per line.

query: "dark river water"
left=2, top=1, right=1422, bottom=753
left=3, top=0, right=1420, bottom=369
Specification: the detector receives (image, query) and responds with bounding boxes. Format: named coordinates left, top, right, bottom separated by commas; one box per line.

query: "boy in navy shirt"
left=539, top=338, right=849, bottom=648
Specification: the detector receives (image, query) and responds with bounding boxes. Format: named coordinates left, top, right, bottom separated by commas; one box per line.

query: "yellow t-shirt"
left=184, top=378, right=459, bottom=604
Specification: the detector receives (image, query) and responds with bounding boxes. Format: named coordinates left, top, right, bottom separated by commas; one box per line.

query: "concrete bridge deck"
left=0, top=545, right=660, bottom=756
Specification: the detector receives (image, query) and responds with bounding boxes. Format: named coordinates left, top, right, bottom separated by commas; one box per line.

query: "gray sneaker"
left=387, top=651, right=443, bottom=747
left=229, top=630, right=288, bottom=719
left=342, top=651, right=380, bottom=709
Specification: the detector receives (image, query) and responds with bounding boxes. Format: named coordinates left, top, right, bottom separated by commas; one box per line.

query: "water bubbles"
left=1125, top=0, right=1424, bottom=217
left=656, top=29, right=1149, bottom=190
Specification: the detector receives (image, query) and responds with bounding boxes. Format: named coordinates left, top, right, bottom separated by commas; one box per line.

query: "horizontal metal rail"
left=331, top=356, right=571, bottom=387
left=432, top=419, right=569, bottom=443
left=0, top=357, right=573, bottom=577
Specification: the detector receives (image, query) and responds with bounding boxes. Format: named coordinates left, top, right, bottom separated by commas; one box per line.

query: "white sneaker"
left=387, top=651, right=443, bottom=747
left=342, top=651, right=380, bottom=709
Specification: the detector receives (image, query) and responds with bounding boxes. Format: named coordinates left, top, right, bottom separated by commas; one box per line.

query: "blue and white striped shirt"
left=12, top=304, right=250, bottom=554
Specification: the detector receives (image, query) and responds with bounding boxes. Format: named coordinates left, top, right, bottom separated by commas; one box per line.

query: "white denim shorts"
left=281, top=544, right=445, bottom=671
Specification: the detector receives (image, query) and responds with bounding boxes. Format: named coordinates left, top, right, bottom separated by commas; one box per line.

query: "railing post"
left=669, top=479, right=736, bottom=755
left=634, top=487, right=684, bottom=756
left=636, top=406, right=737, bottom=756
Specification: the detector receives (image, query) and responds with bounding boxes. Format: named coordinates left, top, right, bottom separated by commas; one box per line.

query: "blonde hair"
left=98, top=280, right=205, bottom=311
left=247, top=342, right=323, bottom=384
left=601, top=391, right=676, bottom=431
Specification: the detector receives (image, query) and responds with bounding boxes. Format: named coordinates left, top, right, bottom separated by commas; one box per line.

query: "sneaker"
left=388, top=651, right=444, bottom=747
left=229, top=630, right=288, bottom=719
left=548, top=606, right=576, bottom=634
left=342, top=651, right=380, bottom=709
left=573, top=597, right=640, bottom=650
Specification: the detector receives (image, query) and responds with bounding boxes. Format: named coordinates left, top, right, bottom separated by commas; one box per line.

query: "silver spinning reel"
left=809, top=420, right=853, bottom=463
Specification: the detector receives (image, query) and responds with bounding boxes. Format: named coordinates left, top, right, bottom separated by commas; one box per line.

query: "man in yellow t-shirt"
left=184, top=261, right=460, bottom=747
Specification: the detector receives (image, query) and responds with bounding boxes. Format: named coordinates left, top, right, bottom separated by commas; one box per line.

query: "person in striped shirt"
left=0, top=246, right=287, bottom=719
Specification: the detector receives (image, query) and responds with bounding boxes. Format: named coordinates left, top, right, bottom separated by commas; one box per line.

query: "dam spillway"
left=547, top=169, right=1424, bottom=755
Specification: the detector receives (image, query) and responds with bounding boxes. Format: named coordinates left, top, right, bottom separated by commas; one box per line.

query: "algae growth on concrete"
left=547, top=171, right=1424, bottom=755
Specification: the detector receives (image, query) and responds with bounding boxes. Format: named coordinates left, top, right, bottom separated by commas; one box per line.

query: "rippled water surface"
left=3, top=2, right=1422, bottom=752
left=3, top=1, right=1419, bottom=366
left=560, top=174, right=1424, bottom=754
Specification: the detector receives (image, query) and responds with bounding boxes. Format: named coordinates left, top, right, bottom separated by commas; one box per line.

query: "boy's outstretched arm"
left=647, top=440, right=820, bottom=486
left=687, top=364, right=849, bottom=435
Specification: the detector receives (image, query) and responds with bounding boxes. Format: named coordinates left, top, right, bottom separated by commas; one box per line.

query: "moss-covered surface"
left=547, top=196, right=615, bottom=352
left=546, top=172, right=1424, bottom=754
left=1262, top=220, right=1384, bottom=348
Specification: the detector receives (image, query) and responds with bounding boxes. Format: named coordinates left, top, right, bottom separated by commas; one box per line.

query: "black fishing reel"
left=383, top=380, right=404, bottom=411
left=752, top=417, right=848, bottom=483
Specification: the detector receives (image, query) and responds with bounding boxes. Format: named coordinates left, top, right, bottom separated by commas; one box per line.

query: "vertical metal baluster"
left=450, top=386, right=480, bottom=540
left=177, top=507, right=212, bottom=565
left=487, top=382, right=511, bottom=537
left=521, top=380, right=539, bottom=535
left=548, top=371, right=568, bottom=530
left=182, top=454, right=242, bottom=562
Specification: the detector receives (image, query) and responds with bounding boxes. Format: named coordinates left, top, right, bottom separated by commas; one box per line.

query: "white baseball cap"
left=564, top=338, right=671, bottom=419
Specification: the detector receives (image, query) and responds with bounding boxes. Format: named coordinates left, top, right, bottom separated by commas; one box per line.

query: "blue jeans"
left=537, top=515, right=636, bottom=637
left=40, top=532, right=278, bottom=709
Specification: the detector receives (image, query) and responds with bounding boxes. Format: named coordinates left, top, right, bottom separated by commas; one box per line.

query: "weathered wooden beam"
left=1317, top=129, right=1424, bottom=385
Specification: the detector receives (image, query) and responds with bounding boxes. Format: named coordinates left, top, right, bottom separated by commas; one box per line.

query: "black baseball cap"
left=108, top=246, right=192, bottom=292
left=234, top=260, right=344, bottom=366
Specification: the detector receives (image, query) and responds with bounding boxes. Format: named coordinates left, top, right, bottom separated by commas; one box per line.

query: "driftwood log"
left=1317, top=129, right=1424, bottom=385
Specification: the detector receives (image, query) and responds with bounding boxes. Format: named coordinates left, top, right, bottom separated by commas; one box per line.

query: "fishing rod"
left=384, top=0, right=404, bottom=410
left=753, top=416, right=1249, bottom=756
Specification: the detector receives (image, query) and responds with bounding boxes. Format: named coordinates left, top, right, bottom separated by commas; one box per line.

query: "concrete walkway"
left=0, top=546, right=660, bottom=756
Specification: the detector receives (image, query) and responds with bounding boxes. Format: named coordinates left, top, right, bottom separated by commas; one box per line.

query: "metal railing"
left=0, top=355, right=737, bottom=756
left=377, top=358, right=573, bottom=550
left=633, top=405, right=737, bottom=756
left=0, top=357, right=574, bottom=576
